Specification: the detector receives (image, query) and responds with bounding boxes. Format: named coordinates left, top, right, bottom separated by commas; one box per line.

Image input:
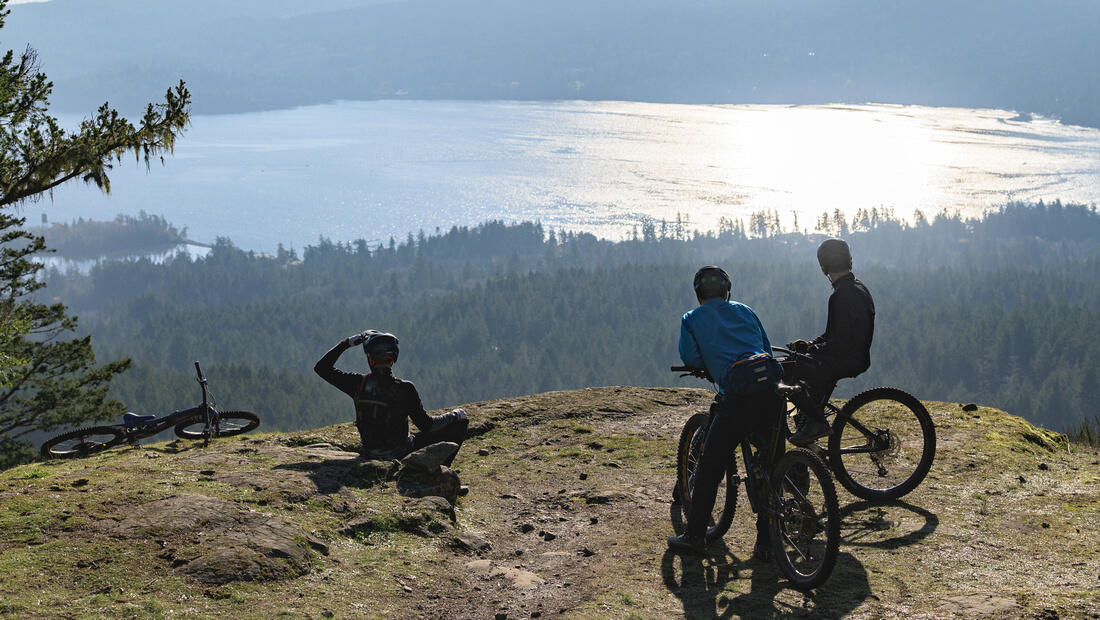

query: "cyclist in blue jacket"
left=668, top=266, right=784, bottom=557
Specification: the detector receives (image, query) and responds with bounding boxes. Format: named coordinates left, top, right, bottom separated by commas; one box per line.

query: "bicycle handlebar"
left=670, top=365, right=713, bottom=381
left=771, top=346, right=821, bottom=366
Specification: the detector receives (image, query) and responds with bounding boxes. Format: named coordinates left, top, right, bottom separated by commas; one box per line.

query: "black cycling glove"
left=787, top=339, right=810, bottom=354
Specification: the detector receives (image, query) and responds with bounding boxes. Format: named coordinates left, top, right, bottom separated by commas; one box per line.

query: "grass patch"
left=1067, top=416, right=1100, bottom=448
left=10, top=467, right=50, bottom=480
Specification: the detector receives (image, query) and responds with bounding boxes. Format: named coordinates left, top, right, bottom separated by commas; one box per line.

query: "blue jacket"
left=679, top=298, right=773, bottom=395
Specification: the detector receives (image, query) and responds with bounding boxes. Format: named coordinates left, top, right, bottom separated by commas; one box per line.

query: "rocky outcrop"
left=396, top=442, right=463, bottom=503
left=96, top=494, right=327, bottom=585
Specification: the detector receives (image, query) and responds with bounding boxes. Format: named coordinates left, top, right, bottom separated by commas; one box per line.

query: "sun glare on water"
left=40, top=101, right=1100, bottom=250
left=711, top=105, right=946, bottom=225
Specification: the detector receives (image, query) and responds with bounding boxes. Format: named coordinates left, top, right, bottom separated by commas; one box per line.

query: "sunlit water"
left=30, top=101, right=1100, bottom=252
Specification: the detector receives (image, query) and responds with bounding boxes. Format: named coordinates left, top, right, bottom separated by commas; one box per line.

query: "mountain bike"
left=671, top=365, right=840, bottom=590
left=771, top=346, right=936, bottom=502
left=40, top=362, right=260, bottom=459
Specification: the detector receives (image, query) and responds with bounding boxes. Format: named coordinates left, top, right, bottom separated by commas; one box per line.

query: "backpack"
left=722, top=352, right=784, bottom=395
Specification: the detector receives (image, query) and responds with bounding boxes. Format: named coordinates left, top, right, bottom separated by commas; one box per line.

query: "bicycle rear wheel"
left=828, top=387, right=936, bottom=501
left=174, top=410, right=260, bottom=440
left=767, top=447, right=840, bottom=591
left=675, top=413, right=737, bottom=543
left=40, top=426, right=125, bottom=459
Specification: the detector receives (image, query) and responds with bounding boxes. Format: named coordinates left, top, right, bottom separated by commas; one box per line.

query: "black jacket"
left=810, top=273, right=875, bottom=378
left=313, top=341, right=436, bottom=453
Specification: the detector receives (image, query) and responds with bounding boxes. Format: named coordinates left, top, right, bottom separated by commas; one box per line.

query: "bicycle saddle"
left=123, top=412, right=156, bottom=426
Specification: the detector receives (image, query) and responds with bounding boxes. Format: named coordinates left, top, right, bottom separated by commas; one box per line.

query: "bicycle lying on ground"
left=771, top=346, right=936, bottom=502
left=671, top=365, right=841, bottom=590
left=40, top=362, right=260, bottom=459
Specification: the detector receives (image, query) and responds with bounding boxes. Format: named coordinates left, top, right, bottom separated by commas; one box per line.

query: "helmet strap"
left=369, top=363, right=394, bottom=377
left=367, top=353, right=396, bottom=370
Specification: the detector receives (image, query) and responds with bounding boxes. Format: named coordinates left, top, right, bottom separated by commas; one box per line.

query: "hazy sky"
left=6, top=0, right=1097, bottom=127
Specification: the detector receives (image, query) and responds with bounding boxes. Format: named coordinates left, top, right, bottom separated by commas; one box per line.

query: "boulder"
left=397, top=465, right=461, bottom=504
left=97, top=494, right=327, bottom=585
left=352, top=459, right=400, bottom=482
left=400, top=442, right=459, bottom=473
left=178, top=517, right=326, bottom=585
left=451, top=532, right=493, bottom=554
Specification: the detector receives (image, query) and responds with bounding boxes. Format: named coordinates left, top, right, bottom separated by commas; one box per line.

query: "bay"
left=34, top=100, right=1100, bottom=253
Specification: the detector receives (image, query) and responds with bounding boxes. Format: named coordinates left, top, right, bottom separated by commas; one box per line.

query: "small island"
left=32, top=212, right=208, bottom=259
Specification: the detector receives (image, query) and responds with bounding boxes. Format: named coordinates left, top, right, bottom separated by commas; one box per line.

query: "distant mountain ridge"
left=6, top=0, right=1099, bottom=127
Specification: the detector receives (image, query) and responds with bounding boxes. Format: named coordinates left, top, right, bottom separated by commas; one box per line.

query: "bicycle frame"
left=40, top=361, right=262, bottom=460
left=770, top=347, right=891, bottom=456
left=117, top=362, right=218, bottom=444
left=121, top=406, right=208, bottom=437
left=673, top=364, right=822, bottom=522
left=735, top=406, right=787, bottom=518
left=822, top=402, right=891, bottom=456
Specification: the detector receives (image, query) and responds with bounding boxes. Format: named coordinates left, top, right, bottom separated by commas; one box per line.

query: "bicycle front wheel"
left=174, top=410, right=260, bottom=440
left=675, top=413, right=737, bottom=543
left=40, top=426, right=125, bottom=459
left=828, top=387, right=936, bottom=501
left=767, top=447, right=840, bottom=591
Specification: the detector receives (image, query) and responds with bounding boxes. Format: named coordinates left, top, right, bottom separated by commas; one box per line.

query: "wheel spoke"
left=768, top=448, right=840, bottom=589
left=41, top=426, right=124, bottom=458
left=833, top=392, right=932, bottom=497
left=781, top=524, right=811, bottom=562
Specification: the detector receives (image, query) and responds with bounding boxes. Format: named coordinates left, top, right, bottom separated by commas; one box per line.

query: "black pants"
left=358, top=415, right=469, bottom=464
left=687, top=390, right=784, bottom=541
left=780, top=358, right=838, bottom=423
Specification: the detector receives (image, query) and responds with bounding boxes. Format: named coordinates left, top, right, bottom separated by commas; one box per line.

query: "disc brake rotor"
left=868, top=428, right=899, bottom=476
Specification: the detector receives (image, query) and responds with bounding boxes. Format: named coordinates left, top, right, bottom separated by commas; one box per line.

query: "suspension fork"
left=195, top=361, right=214, bottom=446
left=741, top=440, right=763, bottom=514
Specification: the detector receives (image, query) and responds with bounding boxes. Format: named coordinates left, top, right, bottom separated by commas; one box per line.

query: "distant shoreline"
left=31, top=213, right=208, bottom=260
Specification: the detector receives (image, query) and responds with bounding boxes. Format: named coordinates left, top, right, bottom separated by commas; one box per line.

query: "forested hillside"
left=40, top=202, right=1100, bottom=435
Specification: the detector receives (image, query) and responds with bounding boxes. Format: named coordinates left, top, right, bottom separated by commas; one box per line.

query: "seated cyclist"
left=314, top=330, right=469, bottom=463
left=668, top=266, right=784, bottom=556
left=785, top=238, right=876, bottom=446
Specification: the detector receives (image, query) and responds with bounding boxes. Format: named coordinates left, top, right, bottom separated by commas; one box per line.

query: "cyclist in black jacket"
left=314, top=331, right=468, bottom=462
left=786, top=238, right=876, bottom=446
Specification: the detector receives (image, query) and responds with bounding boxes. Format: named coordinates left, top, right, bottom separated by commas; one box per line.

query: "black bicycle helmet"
left=693, top=265, right=731, bottom=300
left=362, top=330, right=399, bottom=363
left=817, top=238, right=852, bottom=274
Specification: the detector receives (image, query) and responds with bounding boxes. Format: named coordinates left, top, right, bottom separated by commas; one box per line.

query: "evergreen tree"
left=0, top=0, right=190, bottom=467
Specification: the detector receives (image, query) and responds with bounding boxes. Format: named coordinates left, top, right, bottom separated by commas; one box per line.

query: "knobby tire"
left=767, top=447, right=840, bottom=590
left=40, top=426, right=125, bottom=459
left=675, top=413, right=738, bottom=543
left=173, top=410, right=260, bottom=440
left=827, top=387, right=936, bottom=501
